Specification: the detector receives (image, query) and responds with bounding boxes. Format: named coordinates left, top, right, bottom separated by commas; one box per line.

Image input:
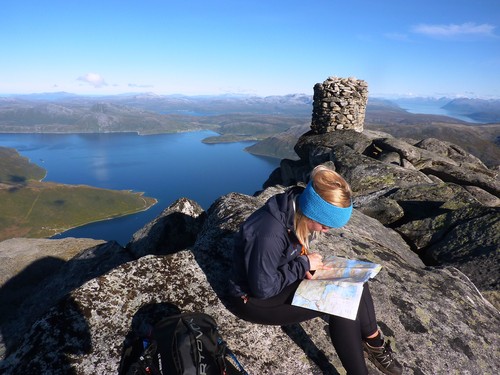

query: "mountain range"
left=1, top=92, right=499, bottom=168
left=2, top=92, right=500, bottom=120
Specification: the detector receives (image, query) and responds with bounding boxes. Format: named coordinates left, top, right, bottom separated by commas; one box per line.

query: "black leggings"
left=228, top=282, right=378, bottom=375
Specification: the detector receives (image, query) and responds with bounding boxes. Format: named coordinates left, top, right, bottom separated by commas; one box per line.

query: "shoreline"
left=48, top=197, right=158, bottom=241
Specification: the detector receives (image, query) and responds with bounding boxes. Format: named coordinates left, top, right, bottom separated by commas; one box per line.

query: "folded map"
left=291, top=256, right=382, bottom=320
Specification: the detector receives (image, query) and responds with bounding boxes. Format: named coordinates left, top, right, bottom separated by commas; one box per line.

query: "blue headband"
left=299, top=182, right=353, bottom=228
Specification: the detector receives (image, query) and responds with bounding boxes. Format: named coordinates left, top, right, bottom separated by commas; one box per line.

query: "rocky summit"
left=0, top=127, right=499, bottom=374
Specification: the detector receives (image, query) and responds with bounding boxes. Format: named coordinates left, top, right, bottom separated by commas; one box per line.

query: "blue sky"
left=1, top=0, right=499, bottom=98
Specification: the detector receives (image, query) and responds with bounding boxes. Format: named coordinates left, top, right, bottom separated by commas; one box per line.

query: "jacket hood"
left=263, top=186, right=304, bottom=231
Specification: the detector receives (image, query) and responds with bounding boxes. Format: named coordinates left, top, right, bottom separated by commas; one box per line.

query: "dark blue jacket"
left=229, top=186, right=310, bottom=299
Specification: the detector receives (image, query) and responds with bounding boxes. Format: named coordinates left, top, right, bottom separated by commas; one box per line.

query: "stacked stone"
left=311, top=76, right=368, bottom=134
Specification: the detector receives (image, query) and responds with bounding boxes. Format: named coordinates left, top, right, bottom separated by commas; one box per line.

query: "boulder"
left=422, top=206, right=499, bottom=290
left=462, top=185, right=500, bottom=207
left=355, top=196, right=405, bottom=225
left=414, top=138, right=489, bottom=168
left=126, top=197, right=206, bottom=258
left=420, top=161, right=499, bottom=197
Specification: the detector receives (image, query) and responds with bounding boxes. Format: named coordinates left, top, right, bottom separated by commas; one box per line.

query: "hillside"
left=0, top=147, right=157, bottom=241
left=0, top=147, right=46, bottom=183
left=0, top=101, right=214, bottom=134
left=0, top=95, right=311, bottom=139
left=1, top=92, right=313, bottom=116
left=443, top=97, right=500, bottom=122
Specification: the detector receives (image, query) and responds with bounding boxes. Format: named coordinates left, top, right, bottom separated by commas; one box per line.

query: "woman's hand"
left=307, top=252, right=325, bottom=270
left=305, top=253, right=331, bottom=279
left=305, top=271, right=315, bottom=279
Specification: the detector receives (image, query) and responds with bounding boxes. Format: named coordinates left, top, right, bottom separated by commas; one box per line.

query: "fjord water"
left=402, top=104, right=480, bottom=123
left=0, top=131, right=280, bottom=245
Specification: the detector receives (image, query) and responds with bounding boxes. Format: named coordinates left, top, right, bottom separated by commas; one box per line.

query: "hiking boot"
left=363, top=340, right=403, bottom=375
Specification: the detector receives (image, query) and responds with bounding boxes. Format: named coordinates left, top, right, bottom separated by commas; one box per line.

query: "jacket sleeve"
left=244, top=231, right=310, bottom=299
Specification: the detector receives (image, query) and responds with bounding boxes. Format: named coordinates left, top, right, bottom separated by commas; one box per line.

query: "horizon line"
left=1, top=91, right=499, bottom=100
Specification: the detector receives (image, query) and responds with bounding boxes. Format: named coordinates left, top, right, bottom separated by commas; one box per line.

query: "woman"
left=228, top=165, right=403, bottom=375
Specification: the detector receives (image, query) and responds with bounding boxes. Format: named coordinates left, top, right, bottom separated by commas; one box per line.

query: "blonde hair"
left=294, top=165, right=352, bottom=251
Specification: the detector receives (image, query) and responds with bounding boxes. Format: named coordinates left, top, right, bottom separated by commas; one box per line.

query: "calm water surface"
left=0, top=131, right=280, bottom=245
left=399, top=104, right=481, bottom=123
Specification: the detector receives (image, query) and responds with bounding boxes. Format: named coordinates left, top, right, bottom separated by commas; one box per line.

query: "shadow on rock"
left=282, top=323, right=340, bottom=375
left=0, top=240, right=131, bottom=359
left=0, top=297, right=91, bottom=374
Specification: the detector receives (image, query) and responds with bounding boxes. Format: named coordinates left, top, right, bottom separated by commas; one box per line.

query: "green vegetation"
left=0, top=147, right=156, bottom=241
left=0, top=147, right=46, bottom=183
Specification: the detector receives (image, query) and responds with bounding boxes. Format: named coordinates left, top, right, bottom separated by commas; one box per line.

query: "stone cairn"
left=311, top=76, right=369, bottom=134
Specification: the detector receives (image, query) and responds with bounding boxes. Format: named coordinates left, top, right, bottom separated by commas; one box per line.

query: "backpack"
left=119, top=312, right=248, bottom=375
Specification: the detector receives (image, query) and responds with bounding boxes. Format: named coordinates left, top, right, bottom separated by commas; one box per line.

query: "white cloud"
left=412, top=22, right=496, bottom=38
left=77, top=73, right=107, bottom=88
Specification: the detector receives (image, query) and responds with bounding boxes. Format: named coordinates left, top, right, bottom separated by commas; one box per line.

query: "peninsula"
left=0, top=147, right=156, bottom=241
